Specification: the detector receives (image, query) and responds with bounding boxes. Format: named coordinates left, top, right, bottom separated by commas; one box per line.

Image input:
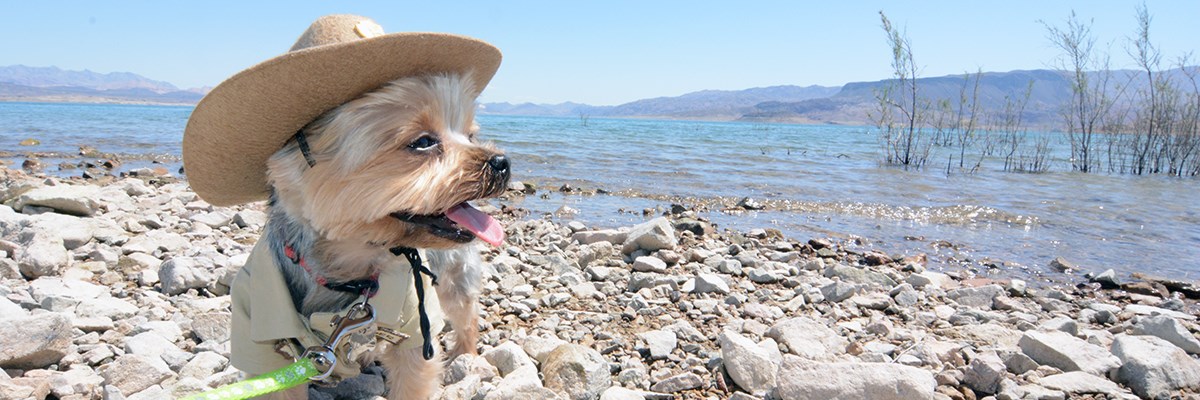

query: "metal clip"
left=301, top=301, right=376, bottom=382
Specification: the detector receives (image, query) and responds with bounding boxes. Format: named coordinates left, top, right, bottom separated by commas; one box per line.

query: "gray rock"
left=1090, top=268, right=1120, bottom=288
left=649, top=372, right=703, bottom=393
left=1037, top=371, right=1130, bottom=397
left=946, top=284, right=1005, bottom=309
left=1018, top=330, right=1121, bottom=376
left=685, top=273, right=729, bottom=294
left=963, top=353, right=1006, bottom=395
left=1039, top=317, right=1079, bottom=336
left=820, top=281, right=859, bottom=303
left=1131, top=316, right=1200, bottom=354
left=1110, top=334, right=1200, bottom=398
left=541, top=344, right=611, bottom=400
left=124, top=332, right=187, bottom=363
left=765, top=317, right=847, bottom=360
left=771, top=356, right=935, bottom=399
left=719, top=331, right=782, bottom=396
left=158, top=257, right=214, bottom=295
left=99, top=354, right=174, bottom=395
left=637, top=330, right=677, bottom=359
left=621, top=217, right=676, bottom=254
left=824, top=263, right=896, bottom=287
left=577, top=241, right=614, bottom=268
left=0, top=313, right=73, bottom=369
left=632, top=256, right=667, bottom=273
left=482, top=341, right=536, bottom=377
left=14, top=184, right=102, bottom=216
left=906, top=271, right=952, bottom=290
left=747, top=268, right=784, bottom=284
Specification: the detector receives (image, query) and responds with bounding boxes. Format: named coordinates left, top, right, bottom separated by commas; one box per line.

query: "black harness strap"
left=389, top=246, right=439, bottom=360
left=294, top=131, right=317, bottom=167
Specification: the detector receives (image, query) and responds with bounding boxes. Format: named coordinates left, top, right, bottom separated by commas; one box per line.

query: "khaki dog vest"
left=230, top=240, right=444, bottom=379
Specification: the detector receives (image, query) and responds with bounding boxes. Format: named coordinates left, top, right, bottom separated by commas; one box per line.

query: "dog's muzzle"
left=487, top=154, right=510, bottom=186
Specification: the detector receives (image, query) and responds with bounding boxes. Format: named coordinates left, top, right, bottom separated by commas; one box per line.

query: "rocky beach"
left=2, top=164, right=1200, bottom=400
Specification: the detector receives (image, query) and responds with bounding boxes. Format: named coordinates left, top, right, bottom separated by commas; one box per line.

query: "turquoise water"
left=2, top=102, right=1198, bottom=282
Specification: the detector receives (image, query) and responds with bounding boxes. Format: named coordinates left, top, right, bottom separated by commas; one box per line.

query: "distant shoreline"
left=0, top=97, right=197, bottom=107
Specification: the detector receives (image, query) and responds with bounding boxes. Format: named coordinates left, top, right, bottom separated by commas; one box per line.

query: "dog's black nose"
left=487, top=155, right=509, bottom=174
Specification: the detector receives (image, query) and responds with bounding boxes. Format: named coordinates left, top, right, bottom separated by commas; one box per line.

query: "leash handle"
left=179, top=358, right=318, bottom=400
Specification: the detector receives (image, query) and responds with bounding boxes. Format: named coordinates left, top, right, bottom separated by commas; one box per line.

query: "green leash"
left=181, top=358, right=318, bottom=400
left=180, top=301, right=377, bottom=400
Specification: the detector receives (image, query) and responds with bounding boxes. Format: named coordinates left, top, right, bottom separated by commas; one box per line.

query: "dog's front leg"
left=381, top=345, right=443, bottom=400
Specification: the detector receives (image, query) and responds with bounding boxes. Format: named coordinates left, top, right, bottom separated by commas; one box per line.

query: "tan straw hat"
left=183, top=14, right=502, bottom=206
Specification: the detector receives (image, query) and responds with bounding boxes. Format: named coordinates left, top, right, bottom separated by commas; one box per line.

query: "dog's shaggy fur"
left=257, top=73, right=506, bottom=399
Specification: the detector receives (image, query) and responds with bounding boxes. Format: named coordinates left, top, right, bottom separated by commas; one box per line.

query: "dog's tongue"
left=445, top=203, right=505, bottom=246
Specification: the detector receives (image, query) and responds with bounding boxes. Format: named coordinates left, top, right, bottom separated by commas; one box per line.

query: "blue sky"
left=2, top=1, right=1197, bottom=105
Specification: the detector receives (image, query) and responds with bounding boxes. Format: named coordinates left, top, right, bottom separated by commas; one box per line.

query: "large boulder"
left=99, top=354, right=175, bottom=395
left=15, top=226, right=69, bottom=278
left=158, top=257, right=215, bottom=295
left=1131, top=316, right=1200, bottom=355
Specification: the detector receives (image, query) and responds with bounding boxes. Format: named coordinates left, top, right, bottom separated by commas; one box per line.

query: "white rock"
left=771, top=356, right=936, bottom=399
left=520, top=335, right=568, bottom=364
left=0, top=297, right=24, bottom=318
left=685, top=273, right=729, bottom=294
left=1037, top=371, right=1132, bottom=397
left=444, top=354, right=499, bottom=385
left=15, top=226, right=69, bottom=278
left=27, top=212, right=93, bottom=250
left=481, top=341, right=535, bottom=377
left=620, top=217, right=676, bottom=254
left=963, top=352, right=1006, bottom=395
left=1018, top=330, right=1121, bottom=376
left=0, top=313, right=73, bottom=369
left=1131, top=316, right=1200, bottom=354
left=158, top=257, right=214, bottom=295
left=766, top=317, right=848, bottom=360
left=99, top=354, right=174, bottom=396
left=1111, top=334, right=1200, bottom=398
left=572, top=229, right=628, bottom=245
left=75, top=297, right=139, bottom=320
left=719, top=331, right=782, bottom=396
left=233, top=210, right=268, bottom=228
left=123, top=332, right=187, bottom=364
left=1124, top=304, right=1197, bottom=321
left=121, top=229, right=189, bottom=255
left=631, top=256, right=667, bottom=273
left=637, top=330, right=677, bottom=359
left=483, top=365, right=561, bottom=400
left=177, top=352, right=229, bottom=381
left=14, top=184, right=102, bottom=216
left=189, top=211, right=232, bottom=228
left=541, top=344, right=611, bottom=400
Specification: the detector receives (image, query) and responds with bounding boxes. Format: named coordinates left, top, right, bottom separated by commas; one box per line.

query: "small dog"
left=182, top=15, right=505, bottom=399
left=252, top=72, right=508, bottom=399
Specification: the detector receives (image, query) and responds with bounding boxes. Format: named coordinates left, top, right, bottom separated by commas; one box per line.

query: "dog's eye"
left=408, top=135, right=440, bottom=151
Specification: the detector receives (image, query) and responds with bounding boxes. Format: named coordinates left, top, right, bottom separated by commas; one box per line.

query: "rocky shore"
left=1, top=165, right=1200, bottom=400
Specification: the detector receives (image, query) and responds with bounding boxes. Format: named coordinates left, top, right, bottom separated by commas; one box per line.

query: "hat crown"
left=289, top=14, right=385, bottom=52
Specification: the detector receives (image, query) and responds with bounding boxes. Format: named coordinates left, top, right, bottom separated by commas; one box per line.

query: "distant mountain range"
left=4, top=64, right=1195, bottom=127
left=0, top=65, right=205, bottom=105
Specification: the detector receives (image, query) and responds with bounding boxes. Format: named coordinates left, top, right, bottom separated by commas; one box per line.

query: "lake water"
left=2, top=102, right=1197, bottom=283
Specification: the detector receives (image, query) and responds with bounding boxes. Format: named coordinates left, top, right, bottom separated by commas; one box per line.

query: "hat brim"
left=183, top=32, right=502, bottom=206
